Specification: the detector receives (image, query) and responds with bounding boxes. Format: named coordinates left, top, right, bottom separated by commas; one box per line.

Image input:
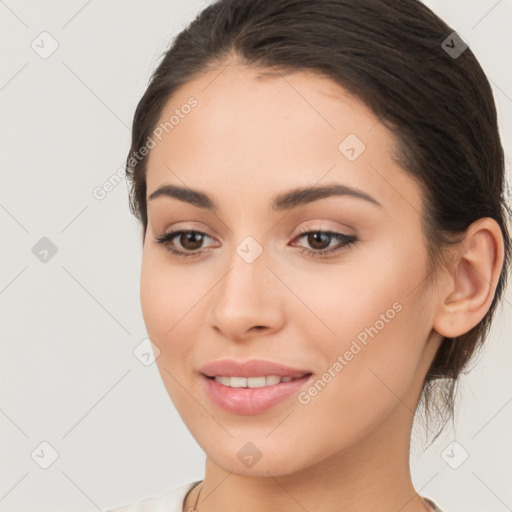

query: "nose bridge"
left=235, top=234, right=266, bottom=266
left=208, top=234, right=283, bottom=338
left=220, top=235, right=269, bottom=307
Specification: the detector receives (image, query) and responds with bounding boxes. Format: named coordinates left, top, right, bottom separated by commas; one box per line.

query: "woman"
left=108, top=0, right=510, bottom=510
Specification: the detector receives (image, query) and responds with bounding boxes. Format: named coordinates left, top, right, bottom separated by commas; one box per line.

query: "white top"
left=106, top=481, right=201, bottom=512
left=107, top=481, right=444, bottom=512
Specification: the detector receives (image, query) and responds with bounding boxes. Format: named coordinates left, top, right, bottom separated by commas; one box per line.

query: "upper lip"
left=199, top=359, right=312, bottom=378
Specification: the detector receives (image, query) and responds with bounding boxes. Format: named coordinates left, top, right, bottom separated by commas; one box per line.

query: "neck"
left=185, top=404, right=430, bottom=512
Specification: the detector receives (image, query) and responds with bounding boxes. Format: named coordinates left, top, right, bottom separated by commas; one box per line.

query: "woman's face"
left=140, top=63, right=443, bottom=476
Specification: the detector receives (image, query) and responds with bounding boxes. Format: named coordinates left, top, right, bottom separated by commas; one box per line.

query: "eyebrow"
left=147, top=183, right=382, bottom=211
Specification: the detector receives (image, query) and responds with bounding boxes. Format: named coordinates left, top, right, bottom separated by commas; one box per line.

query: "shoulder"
left=106, top=481, right=201, bottom=512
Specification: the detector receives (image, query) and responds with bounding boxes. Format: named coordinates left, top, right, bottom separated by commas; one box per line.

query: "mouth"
left=199, top=358, right=312, bottom=379
left=198, top=359, right=313, bottom=415
left=205, top=374, right=310, bottom=388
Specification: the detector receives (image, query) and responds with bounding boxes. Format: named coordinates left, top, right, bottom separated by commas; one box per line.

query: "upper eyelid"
left=160, top=227, right=353, bottom=246
left=161, top=218, right=354, bottom=235
left=163, top=227, right=218, bottom=241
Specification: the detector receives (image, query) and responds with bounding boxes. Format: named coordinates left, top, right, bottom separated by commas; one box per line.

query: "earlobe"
left=433, top=218, right=504, bottom=339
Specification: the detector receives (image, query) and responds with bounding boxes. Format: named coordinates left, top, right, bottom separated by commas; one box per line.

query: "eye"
left=154, top=230, right=217, bottom=259
left=291, top=229, right=358, bottom=258
left=154, top=228, right=358, bottom=259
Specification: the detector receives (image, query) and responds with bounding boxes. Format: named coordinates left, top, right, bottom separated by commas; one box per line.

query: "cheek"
left=288, top=298, right=431, bottom=459
left=140, top=249, right=207, bottom=340
left=321, top=266, right=431, bottom=426
left=140, top=253, right=197, bottom=405
left=287, top=232, right=428, bottom=349
left=300, top=307, right=427, bottom=444
left=140, top=249, right=222, bottom=400
left=294, top=240, right=431, bottom=436
left=140, top=256, right=169, bottom=342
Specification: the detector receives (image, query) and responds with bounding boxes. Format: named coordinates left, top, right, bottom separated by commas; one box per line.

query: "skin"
left=139, top=61, right=504, bottom=512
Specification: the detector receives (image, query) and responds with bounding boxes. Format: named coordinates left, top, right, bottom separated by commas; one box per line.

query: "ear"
left=433, top=217, right=505, bottom=338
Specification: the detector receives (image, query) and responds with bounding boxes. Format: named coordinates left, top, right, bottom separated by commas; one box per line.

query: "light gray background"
left=0, top=1, right=511, bottom=511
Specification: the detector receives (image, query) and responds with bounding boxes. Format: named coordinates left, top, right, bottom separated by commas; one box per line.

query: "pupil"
left=182, top=231, right=203, bottom=250
left=309, top=232, right=329, bottom=249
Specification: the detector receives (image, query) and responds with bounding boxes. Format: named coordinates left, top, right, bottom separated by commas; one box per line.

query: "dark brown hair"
left=125, top=0, right=511, bottom=439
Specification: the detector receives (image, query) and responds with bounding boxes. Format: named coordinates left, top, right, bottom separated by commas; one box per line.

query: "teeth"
left=213, top=375, right=301, bottom=388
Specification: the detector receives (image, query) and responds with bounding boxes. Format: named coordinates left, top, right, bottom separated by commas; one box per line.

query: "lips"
left=202, top=374, right=312, bottom=414
left=199, top=358, right=312, bottom=379
left=199, top=359, right=313, bottom=414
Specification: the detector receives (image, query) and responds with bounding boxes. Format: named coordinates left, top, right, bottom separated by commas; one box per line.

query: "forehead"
left=145, top=63, right=422, bottom=217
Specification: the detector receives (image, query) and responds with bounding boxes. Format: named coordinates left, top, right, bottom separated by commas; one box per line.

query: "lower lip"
left=201, top=374, right=313, bottom=415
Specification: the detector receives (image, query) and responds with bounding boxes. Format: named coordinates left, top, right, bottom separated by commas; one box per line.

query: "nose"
left=208, top=247, right=286, bottom=342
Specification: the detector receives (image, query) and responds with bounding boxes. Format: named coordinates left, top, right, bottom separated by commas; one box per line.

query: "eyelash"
left=154, top=227, right=358, bottom=260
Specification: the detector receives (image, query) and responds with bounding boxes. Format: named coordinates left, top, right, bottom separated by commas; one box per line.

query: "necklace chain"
left=186, top=482, right=203, bottom=512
